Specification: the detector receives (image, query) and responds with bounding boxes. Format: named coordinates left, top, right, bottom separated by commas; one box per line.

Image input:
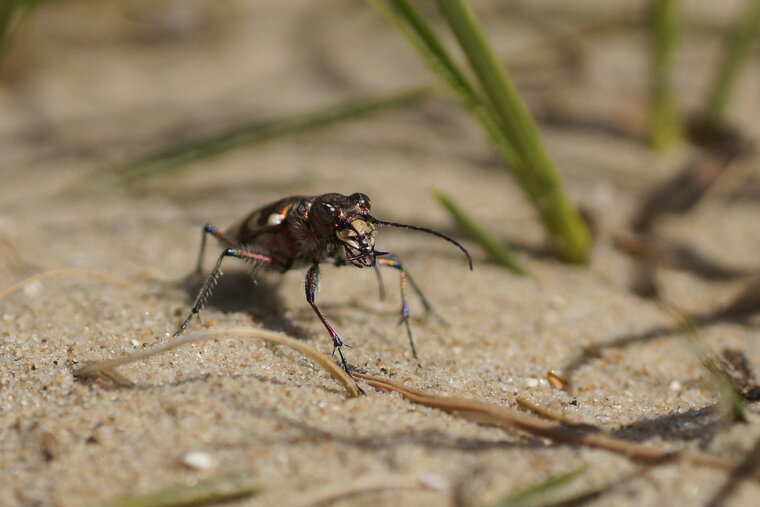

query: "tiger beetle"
left=173, top=192, right=472, bottom=372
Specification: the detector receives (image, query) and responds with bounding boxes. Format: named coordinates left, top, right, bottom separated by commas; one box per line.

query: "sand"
left=2, top=1, right=760, bottom=505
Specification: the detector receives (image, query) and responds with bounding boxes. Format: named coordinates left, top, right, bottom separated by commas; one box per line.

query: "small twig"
left=0, top=269, right=131, bottom=303
left=74, top=327, right=361, bottom=398
left=515, top=396, right=600, bottom=432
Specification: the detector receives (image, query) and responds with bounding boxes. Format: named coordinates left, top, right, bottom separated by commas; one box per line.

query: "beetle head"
left=310, top=193, right=379, bottom=267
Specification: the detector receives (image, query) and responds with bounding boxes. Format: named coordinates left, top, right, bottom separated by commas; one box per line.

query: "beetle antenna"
left=369, top=217, right=473, bottom=270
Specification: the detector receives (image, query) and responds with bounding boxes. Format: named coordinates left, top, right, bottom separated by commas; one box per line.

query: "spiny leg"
left=194, top=223, right=239, bottom=276
left=305, top=263, right=351, bottom=372
left=174, top=247, right=272, bottom=337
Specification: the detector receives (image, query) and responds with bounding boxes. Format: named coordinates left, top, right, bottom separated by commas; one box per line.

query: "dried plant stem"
left=0, top=269, right=131, bottom=303
left=354, top=373, right=749, bottom=477
left=74, top=327, right=361, bottom=398
left=515, top=396, right=599, bottom=432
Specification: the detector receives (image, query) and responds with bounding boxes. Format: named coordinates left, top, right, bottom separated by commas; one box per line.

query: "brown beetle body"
left=174, top=192, right=472, bottom=372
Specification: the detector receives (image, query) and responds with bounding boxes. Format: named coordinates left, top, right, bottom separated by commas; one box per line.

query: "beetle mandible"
left=173, top=192, right=472, bottom=371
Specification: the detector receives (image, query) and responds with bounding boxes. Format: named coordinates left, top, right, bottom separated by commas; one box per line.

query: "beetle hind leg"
left=173, top=247, right=273, bottom=337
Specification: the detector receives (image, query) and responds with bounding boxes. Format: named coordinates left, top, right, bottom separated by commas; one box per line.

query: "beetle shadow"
left=180, top=268, right=308, bottom=339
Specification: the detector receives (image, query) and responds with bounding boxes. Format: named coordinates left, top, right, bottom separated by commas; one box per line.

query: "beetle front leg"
left=305, top=263, right=351, bottom=372
left=377, top=253, right=446, bottom=363
left=173, top=248, right=272, bottom=337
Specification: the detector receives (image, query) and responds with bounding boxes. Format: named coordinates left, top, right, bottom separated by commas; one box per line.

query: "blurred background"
left=3, top=1, right=760, bottom=505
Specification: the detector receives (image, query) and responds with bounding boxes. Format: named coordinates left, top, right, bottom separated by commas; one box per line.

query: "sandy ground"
left=2, top=1, right=760, bottom=505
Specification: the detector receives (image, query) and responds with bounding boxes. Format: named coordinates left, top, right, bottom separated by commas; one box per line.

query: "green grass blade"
left=101, top=474, right=261, bottom=507
left=650, top=0, right=682, bottom=150
left=490, top=467, right=587, bottom=507
left=433, top=189, right=528, bottom=275
left=703, top=0, right=760, bottom=124
left=112, top=86, right=431, bottom=185
left=0, top=0, right=55, bottom=66
left=371, top=0, right=519, bottom=166
left=432, top=0, right=591, bottom=263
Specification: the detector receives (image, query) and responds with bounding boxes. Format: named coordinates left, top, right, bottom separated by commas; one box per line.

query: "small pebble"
left=418, top=473, right=448, bottom=490
left=181, top=450, right=216, bottom=471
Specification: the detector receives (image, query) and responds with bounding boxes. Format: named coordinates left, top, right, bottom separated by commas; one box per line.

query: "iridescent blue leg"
left=377, top=253, right=439, bottom=362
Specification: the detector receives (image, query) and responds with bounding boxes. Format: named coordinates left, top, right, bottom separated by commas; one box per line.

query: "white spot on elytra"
left=266, top=213, right=284, bottom=226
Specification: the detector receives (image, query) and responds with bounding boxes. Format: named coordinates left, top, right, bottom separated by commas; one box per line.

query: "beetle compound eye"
left=312, top=200, right=338, bottom=226
left=350, top=193, right=371, bottom=212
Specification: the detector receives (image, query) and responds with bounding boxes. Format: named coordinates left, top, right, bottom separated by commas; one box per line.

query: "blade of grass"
left=371, top=0, right=519, bottom=165
left=703, top=0, right=760, bottom=125
left=650, top=0, right=682, bottom=150
left=492, top=467, right=586, bottom=507
left=0, top=0, right=54, bottom=66
left=376, top=0, right=590, bottom=263
left=433, top=0, right=591, bottom=263
left=112, top=87, right=431, bottom=185
left=433, top=189, right=528, bottom=275
left=102, top=473, right=260, bottom=507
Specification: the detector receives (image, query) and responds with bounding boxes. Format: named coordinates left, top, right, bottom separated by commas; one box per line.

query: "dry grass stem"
left=0, top=268, right=131, bottom=303
left=354, top=373, right=750, bottom=478
left=515, top=396, right=599, bottom=433
left=74, top=327, right=361, bottom=398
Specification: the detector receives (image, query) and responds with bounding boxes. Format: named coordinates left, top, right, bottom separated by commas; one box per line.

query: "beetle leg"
left=373, top=264, right=386, bottom=301
left=173, top=248, right=272, bottom=337
left=380, top=254, right=446, bottom=325
left=377, top=253, right=446, bottom=362
left=194, top=224, right=238, bottom=276
left=305, top=263, right=351, bottom=373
